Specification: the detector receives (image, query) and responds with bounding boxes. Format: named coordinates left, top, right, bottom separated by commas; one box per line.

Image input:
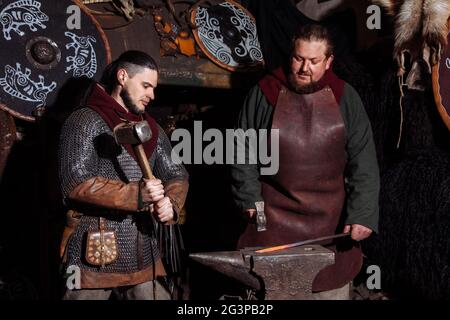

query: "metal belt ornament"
left=432, top=20, right=450, bottom=131
left=0, top=0, right=111, bottom=121
left=189, top=0, right=264, bottom=72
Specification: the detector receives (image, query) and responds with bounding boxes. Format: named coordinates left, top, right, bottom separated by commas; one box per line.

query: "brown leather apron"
left=238, top=85, right=362, bottom=292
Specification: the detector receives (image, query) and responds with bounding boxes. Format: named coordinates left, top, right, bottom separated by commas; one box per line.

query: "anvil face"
left=190, top=245, right=334, bottom=300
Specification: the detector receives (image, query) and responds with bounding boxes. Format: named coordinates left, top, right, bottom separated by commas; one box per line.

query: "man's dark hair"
left=292, top=24, right=334, bottom=57
left=100, top=50, right=158, bottom=93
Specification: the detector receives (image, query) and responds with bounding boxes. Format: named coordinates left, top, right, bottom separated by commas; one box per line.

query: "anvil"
left=190, top=245, right=334, bottom=300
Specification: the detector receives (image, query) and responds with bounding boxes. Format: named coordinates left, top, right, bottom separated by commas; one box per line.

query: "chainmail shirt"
left=59, top=107, right=188, bottom=274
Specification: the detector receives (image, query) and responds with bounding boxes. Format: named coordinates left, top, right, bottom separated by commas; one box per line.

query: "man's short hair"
left=292, top=24, right=334, bottom=57
left=100, top=50, right=158, bottom=93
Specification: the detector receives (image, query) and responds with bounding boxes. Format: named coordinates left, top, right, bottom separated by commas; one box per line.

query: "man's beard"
left=120, top=88, right=144, bottom=115
left=287, top=72, right=323, bottom=94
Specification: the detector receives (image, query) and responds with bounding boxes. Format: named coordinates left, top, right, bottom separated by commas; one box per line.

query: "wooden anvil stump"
left=190, top=245, right=334, bottom=299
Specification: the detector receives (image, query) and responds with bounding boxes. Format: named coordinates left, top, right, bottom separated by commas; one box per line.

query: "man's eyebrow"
left=142, top=81, right=155, bottom=87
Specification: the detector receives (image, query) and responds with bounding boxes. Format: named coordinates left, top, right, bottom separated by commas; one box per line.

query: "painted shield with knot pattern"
left=0, top=0, right=111, bottom=121
left=190, top=0, right=264, bottom=72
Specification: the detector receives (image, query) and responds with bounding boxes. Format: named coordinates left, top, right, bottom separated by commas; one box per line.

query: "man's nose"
left=147, top=89, right=155, bottom=101
left=301, top=61, right=310, bottom=72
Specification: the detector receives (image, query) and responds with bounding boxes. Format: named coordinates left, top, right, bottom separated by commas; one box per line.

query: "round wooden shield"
left=190, top=0, right=264, bottom=72
left=0, top=0, right=111, bottom=121
left=432, top=20, right=450, bottom=131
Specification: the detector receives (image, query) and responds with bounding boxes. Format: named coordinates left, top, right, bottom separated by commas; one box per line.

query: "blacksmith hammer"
left=255, top=201, right=267, bottom=232
left=113, top=120, right=155, bottom=179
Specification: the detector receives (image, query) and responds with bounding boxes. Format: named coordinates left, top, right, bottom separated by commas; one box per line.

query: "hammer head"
left=113, top=120, right=152, bottom=145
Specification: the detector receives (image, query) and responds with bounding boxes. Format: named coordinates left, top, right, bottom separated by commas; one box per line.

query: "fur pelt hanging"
left=364, top=148, right=450, bottom=299
left=373, top=0, right=450, bottom=90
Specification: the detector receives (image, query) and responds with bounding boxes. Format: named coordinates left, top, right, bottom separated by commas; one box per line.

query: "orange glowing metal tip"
left=255, top=232, right=351, bottom=253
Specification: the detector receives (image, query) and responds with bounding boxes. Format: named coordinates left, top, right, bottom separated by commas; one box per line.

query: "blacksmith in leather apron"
left=237, top=84, right=362, bottom=292
left=235, top=24, right=374, bottom=293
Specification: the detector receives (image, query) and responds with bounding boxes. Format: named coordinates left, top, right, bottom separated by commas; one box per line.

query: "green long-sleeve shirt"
left=230, top=83, right=380, bottom=233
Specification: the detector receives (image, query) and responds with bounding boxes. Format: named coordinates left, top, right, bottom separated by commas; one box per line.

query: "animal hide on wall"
left=373, top=0, right=450, bottom=90
left=365, top=148, right=450, bottom=299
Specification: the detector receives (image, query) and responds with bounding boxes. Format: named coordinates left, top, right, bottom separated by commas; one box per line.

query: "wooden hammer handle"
left=133, top=144, right=155, bottom=180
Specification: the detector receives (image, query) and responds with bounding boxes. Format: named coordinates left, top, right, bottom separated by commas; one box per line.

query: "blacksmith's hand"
left=141, top=178, right=165, bottom=203
left=343, top=224, right=372, bottom=241
left=154, top=196, right=174, bottom=223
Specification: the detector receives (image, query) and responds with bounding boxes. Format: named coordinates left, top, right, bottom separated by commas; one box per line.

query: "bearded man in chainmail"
left=58, top=50, right=189, bottom=300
